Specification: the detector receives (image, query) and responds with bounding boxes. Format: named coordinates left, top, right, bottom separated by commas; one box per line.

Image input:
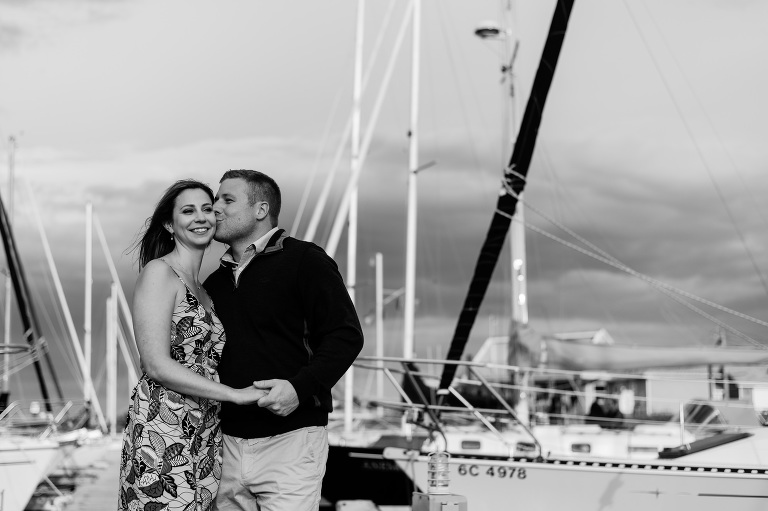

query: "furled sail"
left=438, top=0, right=575, bottom=393
left=475, top=327, right=768, bottom=373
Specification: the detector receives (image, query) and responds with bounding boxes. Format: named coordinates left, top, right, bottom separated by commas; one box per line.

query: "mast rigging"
left=438, top=0, right=575, bottom=394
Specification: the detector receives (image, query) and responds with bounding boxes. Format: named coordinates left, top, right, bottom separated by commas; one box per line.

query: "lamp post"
left=474, top=17, right=527, bottom=327
left=475, top=11, right=530, bottom=427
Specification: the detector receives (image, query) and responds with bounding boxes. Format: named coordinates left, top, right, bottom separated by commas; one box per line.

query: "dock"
left=59, top=439, right=121, bottom=511
left=44, top=440, right=413, bottom=511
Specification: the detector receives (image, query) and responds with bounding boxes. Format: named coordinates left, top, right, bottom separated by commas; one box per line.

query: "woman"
left=118, top=180, right=263, bottom=511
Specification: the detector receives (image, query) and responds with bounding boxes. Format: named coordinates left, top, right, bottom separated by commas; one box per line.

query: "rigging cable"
left=429, top=1, right=498, bottom=316
left=433, top=0, right=519, bottom=318
left=635, top=0, right=768, bottom=231
left=435, top=1, right=490, bottom=176
left=291, top=0, right=401, bottom=238
left=301, top=0, right=402, bottom=243
left=22, top=222, right=82, bottom=382
left=289, top=85, right=345, bottom=239
left=531, top=140, right=625, bottom=335
left=30, top=264, right=83, bottom=389
left=532, top=140, right=704, bottom=346
left=500, top=172, right=768, bottom=349
left=621, top=0, right=768, bottom=298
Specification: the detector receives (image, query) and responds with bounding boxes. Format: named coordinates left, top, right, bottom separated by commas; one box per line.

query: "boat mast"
left=26, top=182, right=105, bottom=428
left=2, top=136, right=15, bottom=397
left=403, top=0, right=420, bottom=361
left=93, top=213, right=136, bottom=340
left=93, top=209, right=141, bottom=384
left=374, top=252, right=385, bottom=416
left=438, top=0, right=575, bottom=393
left=347, top=0, right=364, bottom=307
left=501, top=1, right=531, bottom=425
left=325, top=2, right=414, bottom=259
left=502, top=3, right=528, bottom=327
left=301, top=1, right=398, bottom=243
left=84, top=202, right=93, bottom=404
left=342, top=0, right=366, bottom=436
left=0, top=169, right=55, bottom=411
left=106, top=283, right=117, bottom=435
left=478, top=5, right=527, bottom=326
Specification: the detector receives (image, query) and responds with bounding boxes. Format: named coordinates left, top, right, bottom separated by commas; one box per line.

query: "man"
left=204, top=169, right=364, bottom=510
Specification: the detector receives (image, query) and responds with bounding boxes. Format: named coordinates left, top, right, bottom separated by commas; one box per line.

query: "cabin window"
left=571, top=443, right=591, bottom=454
left=516, top=442, right=536, bottom=453
left=460, top=440, right=482, bottom=450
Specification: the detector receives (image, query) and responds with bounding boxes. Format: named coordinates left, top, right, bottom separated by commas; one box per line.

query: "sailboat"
left=0, top=169, right=72, bottom=511
left=321, top=0, right=768, bottom=508
left=0, top=157, right=136, bottom=509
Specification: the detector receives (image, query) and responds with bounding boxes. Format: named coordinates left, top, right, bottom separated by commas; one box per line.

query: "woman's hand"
left=230, top=386, right=268, bottom=405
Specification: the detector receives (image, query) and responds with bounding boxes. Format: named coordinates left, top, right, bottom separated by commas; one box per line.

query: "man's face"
left=212, top=178, right=262, bottom=244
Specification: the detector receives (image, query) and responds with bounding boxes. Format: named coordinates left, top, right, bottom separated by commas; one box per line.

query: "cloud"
left=283, top=113, right=768, bottom=356
left=0, top=0, right=131, bottom=51
left=0, top=19, right=23, bottom=48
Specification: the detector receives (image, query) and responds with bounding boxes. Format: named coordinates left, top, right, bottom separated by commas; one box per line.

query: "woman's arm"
left=134, top=260, right=263, bottom=405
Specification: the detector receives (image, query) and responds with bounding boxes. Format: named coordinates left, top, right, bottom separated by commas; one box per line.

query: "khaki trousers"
left=214, top=426, right=329, bottom=511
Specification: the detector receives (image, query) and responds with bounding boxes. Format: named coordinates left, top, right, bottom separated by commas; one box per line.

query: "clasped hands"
left=232, top=379, right=299, bottom=417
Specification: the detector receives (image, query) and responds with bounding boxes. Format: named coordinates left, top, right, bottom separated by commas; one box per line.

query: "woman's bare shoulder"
left=136, top=259, right=182, bottom=292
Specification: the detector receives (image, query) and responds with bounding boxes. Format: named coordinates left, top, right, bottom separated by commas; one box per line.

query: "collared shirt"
left=220, top=226, right=280, bottom=285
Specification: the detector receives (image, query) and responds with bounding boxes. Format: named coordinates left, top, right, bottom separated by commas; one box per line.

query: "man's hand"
left=253, top=379, right=299, bottom=417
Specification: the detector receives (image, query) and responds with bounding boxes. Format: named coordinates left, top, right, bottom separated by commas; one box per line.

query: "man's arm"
left=286, top=244, right=364, bottom=406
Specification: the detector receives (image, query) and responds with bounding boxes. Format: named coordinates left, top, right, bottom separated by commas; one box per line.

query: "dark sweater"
left=204, top=229, right=364, bottom=438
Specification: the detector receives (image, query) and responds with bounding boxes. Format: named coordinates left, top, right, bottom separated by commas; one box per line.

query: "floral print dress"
left=119, top=276, right=225, bottom=511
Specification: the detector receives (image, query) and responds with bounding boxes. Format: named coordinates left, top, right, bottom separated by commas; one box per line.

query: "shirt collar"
left=220, top=226, right=280, bottom=267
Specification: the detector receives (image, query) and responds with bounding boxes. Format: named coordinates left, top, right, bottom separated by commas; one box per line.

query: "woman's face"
left=168, top=188, right=216, bottom=248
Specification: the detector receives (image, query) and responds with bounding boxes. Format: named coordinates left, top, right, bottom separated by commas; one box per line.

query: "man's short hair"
left=221, top=169, right=282, bottom=224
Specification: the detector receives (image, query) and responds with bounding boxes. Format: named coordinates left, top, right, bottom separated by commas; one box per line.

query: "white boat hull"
left=384, top=446, right=768, bottom=511
left=0, top=436, right=62, bottom=511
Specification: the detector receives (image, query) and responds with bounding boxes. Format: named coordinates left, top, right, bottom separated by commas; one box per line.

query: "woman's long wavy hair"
left=135, top=179, right=215, bottom=269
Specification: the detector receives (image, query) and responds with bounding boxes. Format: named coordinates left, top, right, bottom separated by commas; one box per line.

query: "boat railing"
left=0, top=399, right=92, bottom=439
left=352, top=355, right=768, bottom=457
left=355, top=355, right=543, bottom=458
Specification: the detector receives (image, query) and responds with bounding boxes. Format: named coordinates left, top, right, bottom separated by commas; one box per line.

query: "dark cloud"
left=295, top=113, right=768, bottom=354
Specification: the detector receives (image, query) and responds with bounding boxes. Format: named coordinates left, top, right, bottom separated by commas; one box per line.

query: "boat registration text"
left=457, top=465, right=527, bottom=479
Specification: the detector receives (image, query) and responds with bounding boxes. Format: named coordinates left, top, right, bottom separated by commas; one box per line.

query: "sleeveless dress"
left=118, top=272, right=225, bottom=511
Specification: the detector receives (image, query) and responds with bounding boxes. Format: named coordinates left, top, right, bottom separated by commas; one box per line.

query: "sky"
left=1, top=0, right=767, bottom=413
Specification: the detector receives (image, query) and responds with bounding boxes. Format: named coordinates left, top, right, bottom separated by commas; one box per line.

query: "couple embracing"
left=117, top=170, right=364, bottom=511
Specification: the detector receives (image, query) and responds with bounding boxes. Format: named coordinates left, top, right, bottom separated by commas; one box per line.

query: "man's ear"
left=255, top=201, right=270, bottom=221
